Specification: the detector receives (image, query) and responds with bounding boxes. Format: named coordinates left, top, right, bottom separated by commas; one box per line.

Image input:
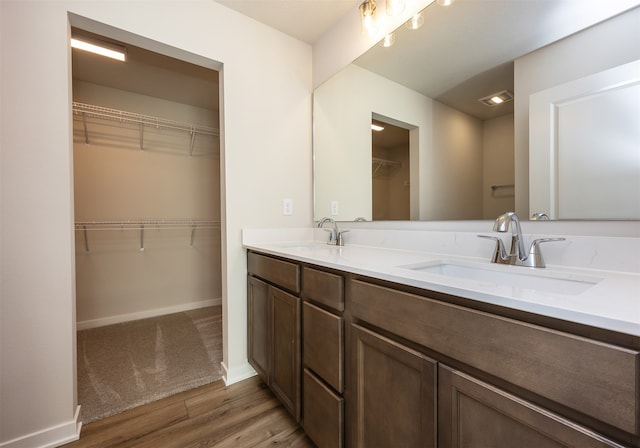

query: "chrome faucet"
left=494, top=211, right=527, bottom=263
left=317, top=217, right=349, bottom=246
left=478, top=212, right=565, bottom=268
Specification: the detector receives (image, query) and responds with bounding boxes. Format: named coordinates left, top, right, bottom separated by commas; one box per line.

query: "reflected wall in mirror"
left=313, top=0, right=640, bottom=221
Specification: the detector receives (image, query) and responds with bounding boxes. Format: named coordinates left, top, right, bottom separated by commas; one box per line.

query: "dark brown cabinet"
left=247, top=252, right=301, bottom=421
left=247, top=250, right=639, bottom=448
left=349, top=323, right=437, bottom=448
left=438, top=365, right=624, bottom=448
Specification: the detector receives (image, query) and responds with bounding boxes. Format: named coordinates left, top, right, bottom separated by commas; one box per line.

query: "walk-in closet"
left=71, top=29, right=222, bottom=423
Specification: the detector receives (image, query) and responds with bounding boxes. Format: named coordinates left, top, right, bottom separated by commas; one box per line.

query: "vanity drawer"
left=303, top=368, right=344, bottom=448
left=302, top=267, right=344, bottom=312
left=303, top=301, right=344, bottom=392
left=349, top=279, right=640, bottom=435
left=248, top=252, right=300, bottom=293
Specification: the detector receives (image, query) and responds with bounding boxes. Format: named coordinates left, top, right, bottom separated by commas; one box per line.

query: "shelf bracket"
left=189, top=128, right=196, bottom=157
left=190, top=224, right=197, bottom=246
left=139, top=122, right=144, bottom=151
left=140, top=225, right=145, bottom=251
left=82, top=112, right=89, bottom=144
left=83, top=225, right=89, bottom=253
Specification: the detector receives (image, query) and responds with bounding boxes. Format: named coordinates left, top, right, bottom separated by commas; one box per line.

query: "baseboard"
left=76, top=298, right=222, bottom=330
left=0, top=406, right=81, bottom=448
left=221, top=360, right=256, bottom=386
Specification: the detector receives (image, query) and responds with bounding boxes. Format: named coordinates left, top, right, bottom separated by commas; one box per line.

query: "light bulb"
left=406, top=13, right=424, bottom=30
left=381, top=33, right=395, bottom=47
left=437, top=0, right=455, bottom=6
left=386, top=0, right=405, bottom=16
left=360, top=0, right=378, bottom=36
left=70, top=38, right=126, bottom=61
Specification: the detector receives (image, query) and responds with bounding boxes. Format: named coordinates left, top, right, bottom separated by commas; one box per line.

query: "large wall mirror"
left=313, top=0, right=640, bottom=221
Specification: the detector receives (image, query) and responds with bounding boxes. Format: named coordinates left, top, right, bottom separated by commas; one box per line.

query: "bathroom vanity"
left=245, top=230, right=640, bottom=448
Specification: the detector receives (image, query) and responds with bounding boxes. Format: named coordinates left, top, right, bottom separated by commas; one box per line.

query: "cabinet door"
left=350, top=324, right=437, bottom=448
left=247, top=276, right=270, bottom=383
left=438, top=365, right=625, bottom=448
left=271, top=286, right=301, bottom=422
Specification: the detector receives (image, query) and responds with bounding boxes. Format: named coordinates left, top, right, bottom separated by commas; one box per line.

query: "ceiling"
left=72, top=1, right=638, bottom=120
left=214, top=0, right=361, bottom=44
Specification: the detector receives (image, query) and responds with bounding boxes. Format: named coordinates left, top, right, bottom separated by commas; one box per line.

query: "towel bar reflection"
left=490, top=184, right=515, bottom=191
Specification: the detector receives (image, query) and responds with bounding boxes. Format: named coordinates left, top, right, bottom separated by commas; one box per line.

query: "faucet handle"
left=336, top=229, right=349, bottom=246
left=478, top=235, right=509, bottom=264
left=526, top=237, right=566, bottom=268
left=323, top=228, right=336, bottom=243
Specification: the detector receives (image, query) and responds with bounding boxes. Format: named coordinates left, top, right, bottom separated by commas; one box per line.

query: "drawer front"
left=303, top=369, right=344, bottom=448
left=302, top=267, right=344, bottom=312
left=248, top=252, right=300, bottom=293
left=349, top=279, right=640, bottom=435
left=303, top=302, right=344, bottom=392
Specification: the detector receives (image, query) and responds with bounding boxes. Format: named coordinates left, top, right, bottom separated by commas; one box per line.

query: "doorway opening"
left=371, top=117, right=410, bottom=220
left=70, top=24, right=223, bottom=423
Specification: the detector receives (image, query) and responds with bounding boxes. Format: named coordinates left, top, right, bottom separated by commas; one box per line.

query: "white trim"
left=76, top=298, right=222, bottom=330
left=221, top=360, right=256, bottom=386
left=0, top=406, right=81, bottom=448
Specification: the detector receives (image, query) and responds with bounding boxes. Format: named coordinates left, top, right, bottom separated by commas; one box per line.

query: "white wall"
left=431, top=101, right=483, bottom=220
left=482, top=114, right=514, bottom=219
left=0, top=1, right=312, bottom=446
left=513, top=6, right=640, bottom=217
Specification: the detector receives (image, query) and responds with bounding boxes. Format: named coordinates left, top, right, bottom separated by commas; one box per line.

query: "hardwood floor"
left=63, top=376, right=315, bottom=448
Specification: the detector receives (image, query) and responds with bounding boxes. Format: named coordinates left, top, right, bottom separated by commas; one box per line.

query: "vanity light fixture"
left=436, top=0, right=455, bottom=6
left=71, top=37, right=126, bottom=61
left=479, top=90, right=514, bottom=107
left=406, top=12, right=424, bottom=30
left=380, top=32, right=396, bottom=47
left=371, top=123, right=385, bottom=131
left=360, top=0, right=378, bottom=36
left=386, top=0, right=405, bottom=16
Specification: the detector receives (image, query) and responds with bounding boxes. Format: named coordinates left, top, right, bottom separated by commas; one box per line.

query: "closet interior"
left=71, top=28, right=223, bottom=422
left=371, top=119, right=410, bottom=220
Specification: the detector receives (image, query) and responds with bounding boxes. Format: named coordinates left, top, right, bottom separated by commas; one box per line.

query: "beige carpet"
left=77, top=306, right=222, bottom=423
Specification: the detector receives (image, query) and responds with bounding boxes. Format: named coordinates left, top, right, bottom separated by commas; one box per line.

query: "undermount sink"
left=399, top=260, right=601, bottom=295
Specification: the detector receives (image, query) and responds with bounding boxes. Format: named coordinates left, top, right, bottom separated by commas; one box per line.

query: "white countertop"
left=243, top=229, right=640, bottom=338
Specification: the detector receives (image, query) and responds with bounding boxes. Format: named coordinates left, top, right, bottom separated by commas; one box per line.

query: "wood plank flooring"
left=63, top=376, right=315, bottom=448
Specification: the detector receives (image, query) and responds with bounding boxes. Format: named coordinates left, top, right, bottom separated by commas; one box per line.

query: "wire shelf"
left=72, top=102, right=219, bottom=156
left=74, top=220, right=220, bottom=252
